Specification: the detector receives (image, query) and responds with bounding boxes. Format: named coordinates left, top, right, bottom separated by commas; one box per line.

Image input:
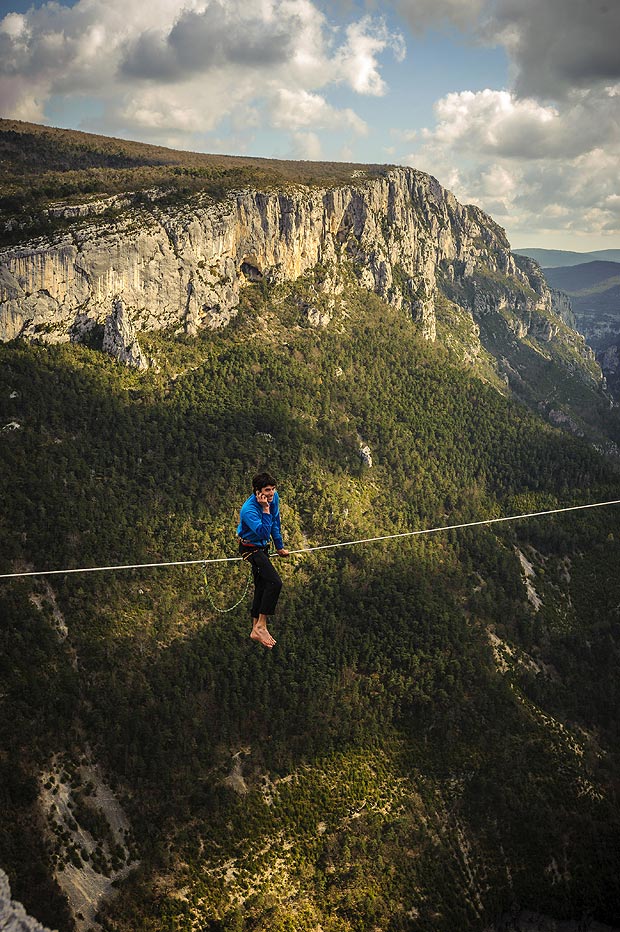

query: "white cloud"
left=120, top=1, right=295, bottom=80
left=336, top=15, right=405, bottom=96
left=0, top=0, right=400, bottom=150
left=423, top=87, right=618, bottom=160
left=605, top=195, right=620, bottom=219
left=291, top=130, right=322, bottom=159
left=406, top=85, right=620, bottom=243
left=1, top=12, right=27, bottom=38
left=0, top=0, right=199, bottom=114
left=270, top=88, right=367, bottom=134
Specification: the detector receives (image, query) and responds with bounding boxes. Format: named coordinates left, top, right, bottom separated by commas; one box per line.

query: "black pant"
left=240, top=546, right=283, bottom=618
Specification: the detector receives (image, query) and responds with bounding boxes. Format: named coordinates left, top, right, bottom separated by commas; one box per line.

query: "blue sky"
left=1, top=0, right=618, bottom=250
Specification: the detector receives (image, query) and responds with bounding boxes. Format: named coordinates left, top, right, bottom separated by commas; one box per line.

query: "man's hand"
left=256, top=491, right=271, bottom=513
left=277, top=548, right=290, bottom=557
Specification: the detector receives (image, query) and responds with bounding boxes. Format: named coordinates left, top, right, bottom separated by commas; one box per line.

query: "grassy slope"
left=2, top=277, right=620, bottom=931
left=0, top=118, right=388, bottom=186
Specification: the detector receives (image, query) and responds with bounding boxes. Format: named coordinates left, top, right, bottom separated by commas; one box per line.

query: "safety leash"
left=202, top=559, right=252, bottom=614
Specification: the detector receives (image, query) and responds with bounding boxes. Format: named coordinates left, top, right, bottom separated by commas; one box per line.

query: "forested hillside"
left=2, top=272, right=620, bottom=931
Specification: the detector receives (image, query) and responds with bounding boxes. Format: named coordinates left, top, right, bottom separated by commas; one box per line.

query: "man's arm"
left=241, top=497, right=273, bottom=540
left=271, top=495, right=288, bottom=556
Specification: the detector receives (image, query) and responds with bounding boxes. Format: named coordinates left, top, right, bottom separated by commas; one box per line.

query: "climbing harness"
left=202, top=542, right=277, bottom=614
left=1, top=497, right=620, bottom=580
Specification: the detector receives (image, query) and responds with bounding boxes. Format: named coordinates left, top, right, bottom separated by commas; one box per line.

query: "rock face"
left=598, top=343, right=620, bottom=398
left=0, top=868, right=56, bottom=932
left=550, top=289, right=576, bottom=328
left=0, top=167, right=558, bottom=348
left=359, top=443, right=373, bottom=468
left=599, top=344, right=620, bottom=376
left=102, top=297, right=149, bottom=369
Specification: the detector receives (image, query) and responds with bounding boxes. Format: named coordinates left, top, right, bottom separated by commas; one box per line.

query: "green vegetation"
left=474, top=262, right=539, bottom=303
left=0, top=119, right=390, bottom=245
left=1, top=276, right=620, bottom=931
left=435, top=252, right=615, bottom=451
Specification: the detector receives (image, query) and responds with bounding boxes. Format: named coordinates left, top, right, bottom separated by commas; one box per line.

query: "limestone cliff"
left=0, top=167, right=556, bottom=351
left=598, top=342, right=620, bottom=399
left=102, top=297, right=149, bottom=369
left=550, top=288, right=576, bottom=328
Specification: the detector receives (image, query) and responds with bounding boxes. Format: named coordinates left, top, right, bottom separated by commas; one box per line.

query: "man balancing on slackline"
left=237, top=472, right=289, bottom=648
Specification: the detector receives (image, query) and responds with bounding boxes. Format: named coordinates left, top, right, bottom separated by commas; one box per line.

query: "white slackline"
left=1, top=498, right=619, bottom=581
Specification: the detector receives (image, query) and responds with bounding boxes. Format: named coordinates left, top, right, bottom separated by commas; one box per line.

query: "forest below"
left=1, top=275, right=620, bottom=932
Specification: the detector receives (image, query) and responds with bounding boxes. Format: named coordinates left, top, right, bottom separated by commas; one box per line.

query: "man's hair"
left=252, top=471, right=277, bottom=491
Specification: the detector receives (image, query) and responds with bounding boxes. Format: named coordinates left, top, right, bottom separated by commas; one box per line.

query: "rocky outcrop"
left=550, top=288, right=576, bottom=327
left=102, top=297, right=149, bottom=369
left=39, top=754, right=139, bottom=932
left=598, top=343, right=620, bottom=398
left=0, top=168, right=551, bottom=348
left=0, top=869, right=55, bottom=932
left=599, top=343, right=620, bottom=376
left=359, top=442, right=373, bottom=467
left=3, top=194, right=135, bottom=234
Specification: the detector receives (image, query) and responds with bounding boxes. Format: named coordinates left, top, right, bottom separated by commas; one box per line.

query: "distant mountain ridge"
left=542, top=261, right=620, bottom=360
left=514, top=247, right=620, bottom=267
left=543, top=260, right=620, bottom=294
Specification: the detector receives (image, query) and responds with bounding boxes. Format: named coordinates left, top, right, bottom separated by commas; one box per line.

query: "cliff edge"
left=0, top=167, right=548, bottom=348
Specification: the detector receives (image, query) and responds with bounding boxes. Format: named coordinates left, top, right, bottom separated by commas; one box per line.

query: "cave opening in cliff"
left=240, top=261, right=263, bottom=282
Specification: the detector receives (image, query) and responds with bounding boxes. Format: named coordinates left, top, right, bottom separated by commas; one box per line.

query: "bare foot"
left=250, top=625, right=276, bottom=648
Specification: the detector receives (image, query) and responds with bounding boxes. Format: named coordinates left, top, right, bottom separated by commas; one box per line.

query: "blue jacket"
left=237, top=491, right=284, bottom=550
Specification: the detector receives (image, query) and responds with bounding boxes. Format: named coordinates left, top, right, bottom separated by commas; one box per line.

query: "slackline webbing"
left=1, top=498, right=619, bottom=581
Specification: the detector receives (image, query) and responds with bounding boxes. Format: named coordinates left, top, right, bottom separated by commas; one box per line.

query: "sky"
left=0, top=0, right=618, bottom=251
